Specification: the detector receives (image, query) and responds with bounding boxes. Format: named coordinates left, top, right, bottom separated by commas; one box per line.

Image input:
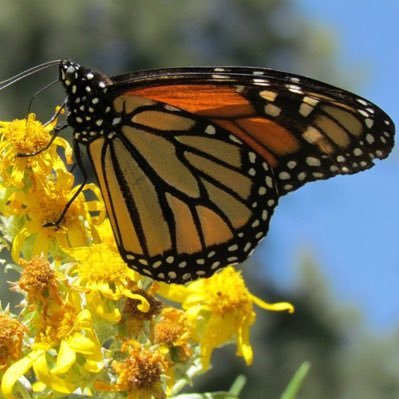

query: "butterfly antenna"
left=0, top=60, right=61, bottom=91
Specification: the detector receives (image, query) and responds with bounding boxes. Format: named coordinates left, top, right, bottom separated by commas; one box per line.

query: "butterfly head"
left=59, top=60, right=113, bottom=96
left=59, top=60, right=115, bottom=143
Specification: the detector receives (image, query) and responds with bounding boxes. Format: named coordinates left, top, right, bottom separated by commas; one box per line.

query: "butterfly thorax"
left=59, top=60, right=116, bottom=144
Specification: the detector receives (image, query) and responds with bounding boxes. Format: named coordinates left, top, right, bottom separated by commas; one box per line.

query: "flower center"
left=76, top=244, right=129, bottom=283
left=206, top=269, right=251, bottom=315
left=3, top=115, right=51, bottom=155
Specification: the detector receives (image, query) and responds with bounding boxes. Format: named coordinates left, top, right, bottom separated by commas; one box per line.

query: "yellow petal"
left=32, top=381, right=46, bottom=392
left=124, top=290, right=150, bottom=312
left=10, top=164, right=25, bottom=187
left=97, top=281, right=119, bottom=300
left=250, top=294, right=294, bottom=313
left=52, top=340, right=76, bottom=375
left=77, top=308, right=92, bottom=323
left=32, top=230, right=50, bottom=257
left=92, top=299, right=121, bottom=322
left=236, top=324, right=253, bottom=365
left=84, top=356, right=103, bottom=373
left=67, top=333, right=95, bottom=355
left=11, top=227, right=30, bottom=263
left=157, top=282, right=189, bottom=303
left=200, top=345, right=213, bottom=371
left=32, top=352, right=75, bottom=394
left=66, top=223, right=88, bottom=247
left=1, top=355, right=35, bottom=397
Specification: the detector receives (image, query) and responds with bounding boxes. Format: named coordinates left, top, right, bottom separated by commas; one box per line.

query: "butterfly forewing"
left=113, top=67, right=394, bottom=196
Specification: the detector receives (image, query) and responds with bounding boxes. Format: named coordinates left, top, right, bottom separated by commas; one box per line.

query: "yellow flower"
left=0, top=112, right=105, bottom=262
left=121, top=289, right=163, bottom=337
left=0, top=312, right=27, bottom=371
left=1, top=307, right=103, bottom=397
left=10, top=170, right=104, bottom=262
left=97, top=340, right=169, bottom=399
left=16, top=256, right=63, bottom=308
left=154, top=308, right=192, bottom=362
left=159, top=266, right=294, bottom=369
left=42, top=306, right=103, bottom=372
left=66, top=242, right=150, bottom=322
left=0, top=111, right=71, bottom=188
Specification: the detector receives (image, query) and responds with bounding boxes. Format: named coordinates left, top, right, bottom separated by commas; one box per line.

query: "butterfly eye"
left=60, top=64, right=79, bottom=85
left=67, top=68, right=77, bottom=79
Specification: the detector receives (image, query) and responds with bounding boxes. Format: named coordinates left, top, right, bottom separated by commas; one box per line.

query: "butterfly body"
left=58, top=60, right=395, bottom=283
left=60, top=61, right=114, bottom=144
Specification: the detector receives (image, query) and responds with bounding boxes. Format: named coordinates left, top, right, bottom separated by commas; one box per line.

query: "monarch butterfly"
left=7, top=60, right=396, bottom=283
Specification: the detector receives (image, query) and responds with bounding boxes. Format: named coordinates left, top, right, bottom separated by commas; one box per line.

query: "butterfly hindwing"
left=87, top=96, right=278, bottom=283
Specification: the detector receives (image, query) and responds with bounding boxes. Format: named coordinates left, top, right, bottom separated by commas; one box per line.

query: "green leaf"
left=229, top=375, right=246, bottom=396
left=280, top=361, right=311, bottom=399
left=171, top=374, right=247, bottom=399
left=171, top=393, right=238, bottom=399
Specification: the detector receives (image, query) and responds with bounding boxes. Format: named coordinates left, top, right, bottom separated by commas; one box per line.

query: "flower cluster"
left=0, top=113, right=293, bottom=398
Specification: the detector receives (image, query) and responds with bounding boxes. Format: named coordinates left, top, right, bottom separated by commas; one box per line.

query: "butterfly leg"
left=24, top=78, right=60, bottom=119
left=43, top=141, right=88, bottom=227
left=16, top=122, right=68, bottom=157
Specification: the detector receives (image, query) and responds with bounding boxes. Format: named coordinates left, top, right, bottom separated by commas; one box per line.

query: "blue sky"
left=258, top=1, right=399, bottom=331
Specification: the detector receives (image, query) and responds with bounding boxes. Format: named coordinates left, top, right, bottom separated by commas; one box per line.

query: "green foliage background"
left=0, top=1, right=398, bottom=398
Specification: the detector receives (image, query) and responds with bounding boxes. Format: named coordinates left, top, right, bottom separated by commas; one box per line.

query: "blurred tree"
left=340, top=329, right=399, bottom=399
left=0, top=0, right=340, bottom=117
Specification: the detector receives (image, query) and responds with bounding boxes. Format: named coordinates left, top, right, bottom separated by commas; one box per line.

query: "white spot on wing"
left=357, top=99, right=368, bottom=106
left=248, top=152, right=257, bottom=163
left=264, top=103, right=281, bottom=116
left=279, top=171, right=291, bottom=180
left=365, top=118, right=374, bottom=128
left=212, top=74, right=230, bottom=79
left=299, top=102, right=314, bottom=117
left=366, top=133, right=375, bottom=144
left=306, top=156, right=321, bottom=167
left=303, top=126, right=323, bottom=143
left=229, top=134, right=242, bottom=144
left=259, top=90, right=277, bottom=102
left=205, top=125, right=216, bottom=135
